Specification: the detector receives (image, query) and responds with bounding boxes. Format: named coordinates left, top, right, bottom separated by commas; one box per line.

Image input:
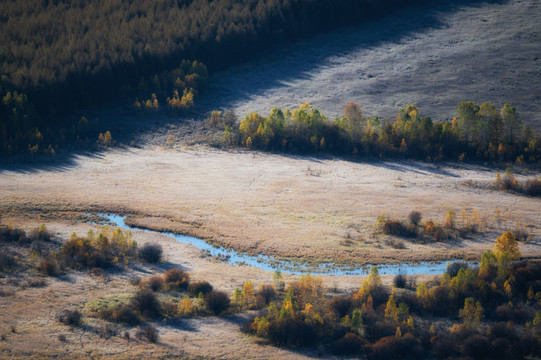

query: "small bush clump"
left=393, top=274, right=407, bottom=288
left=331, top=333, right=366, bottom=356
left=115, top=306, right=140, bottom=325
left=0, top=226, right=27, bottom=244
left=58, top=229, right=137, bottom=271
left=132, top=289, right=161, bottom=318
left=188, top=281, right=213, bottom=296
left=382, top=220, right=417, bottom=238
left=136, top=324, right=159, bottom=343
left=370, top=333, right=421, bottom=360
left=328, top=295, right=352, bottom=318
left=163, top=268, right=189, bottom=290
left=139, top=243, right=163, bottom=263
left=204, top=290, right=230, bottom=315
left=38, top=259, right=59, bottom=276
left=408, top=211, right=422, bottom=226
left=140, top=276, right=164, bottom=292
left=257, top=284, right=277, bottom=304
left=524, top=177, right=541, bottom=196
left=57, top=309, right=82, bottom=326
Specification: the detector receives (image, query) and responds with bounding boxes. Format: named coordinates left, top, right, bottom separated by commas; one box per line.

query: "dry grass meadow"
left=1, top=145, right=540, bottom=358
left=2, top=146, right=540, bottom=265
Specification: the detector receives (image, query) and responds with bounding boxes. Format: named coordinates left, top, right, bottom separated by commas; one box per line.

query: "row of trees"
left=226, top=102, right=541, bottom=163
left=0, top=0, right=430, bottom=156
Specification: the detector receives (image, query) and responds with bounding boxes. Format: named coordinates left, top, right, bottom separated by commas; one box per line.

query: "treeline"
left=0, top=0, right=433, bottom=156
left=219, top=102, right=541, bottom=163
left=244, top=232, right=541, bottom=358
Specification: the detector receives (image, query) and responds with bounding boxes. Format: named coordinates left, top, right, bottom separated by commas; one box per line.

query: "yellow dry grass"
left=1, top=146, right=539, bottom=265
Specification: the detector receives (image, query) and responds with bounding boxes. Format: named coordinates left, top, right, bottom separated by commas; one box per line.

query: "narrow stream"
left=95, top=213, right=466, bottom=276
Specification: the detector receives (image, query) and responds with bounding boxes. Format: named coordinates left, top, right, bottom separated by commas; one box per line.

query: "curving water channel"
left=94, top=213, right=468, bottom=276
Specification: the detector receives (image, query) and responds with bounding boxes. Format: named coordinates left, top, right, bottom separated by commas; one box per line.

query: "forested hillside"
left=0, top=0, right=430, bottom=156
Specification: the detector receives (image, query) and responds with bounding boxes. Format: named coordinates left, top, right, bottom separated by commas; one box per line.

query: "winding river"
left=96, top=213, right=468, bottom=276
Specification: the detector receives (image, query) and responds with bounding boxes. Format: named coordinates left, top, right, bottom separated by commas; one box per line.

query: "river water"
left=93, top=213, right=471, bottom=276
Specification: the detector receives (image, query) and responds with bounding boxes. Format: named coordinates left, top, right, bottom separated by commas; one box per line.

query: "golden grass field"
left=2, top=145, right=540, bottom=265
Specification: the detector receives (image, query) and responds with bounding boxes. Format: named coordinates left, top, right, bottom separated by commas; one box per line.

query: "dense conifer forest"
left=0, top=0, right=432, bottom=156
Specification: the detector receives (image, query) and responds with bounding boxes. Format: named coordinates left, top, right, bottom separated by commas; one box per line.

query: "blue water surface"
left=93, top=213, right=469, bottom=276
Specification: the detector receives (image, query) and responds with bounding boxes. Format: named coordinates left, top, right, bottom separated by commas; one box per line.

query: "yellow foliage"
left=494, top=231, right=520, bottom=261
left=443, top=210, right=455, bottom=229
left=242, top=281, right=255, bottom=308
left=385, top=292, right=399, bottom=322
left=178, top=296, right=194, bottom=315
left=406, top=316, right=414, bottom=330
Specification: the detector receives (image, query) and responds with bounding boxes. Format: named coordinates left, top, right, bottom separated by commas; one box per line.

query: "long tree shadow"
left=195, top=0, right=509, bottom=115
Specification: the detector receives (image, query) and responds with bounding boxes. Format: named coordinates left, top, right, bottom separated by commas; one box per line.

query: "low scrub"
left=99, top=305, right=140, bottom=325
left=382, top=220, right=417, bottom=238
left=139, top=243, right=163, bottom=263
left=188, top=281, right=212, bottom=296
left=57, top=309, right=82, bottom=326
left=243, top=236, right=540, bottom=359
left=331, top=333, right=366, bottom=356
left=0, top=226, right=27, bottom=244
left=132, top=289, right=161, bottom=319
left=204, top=290, right=230, bottom=315
left=136, top=324, right=159, bottom=343
left=163, top=268, right=190, bottom=291
left=0, top=250, right=17, bottom=271
left=140, top=276, right=164, bottom=292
